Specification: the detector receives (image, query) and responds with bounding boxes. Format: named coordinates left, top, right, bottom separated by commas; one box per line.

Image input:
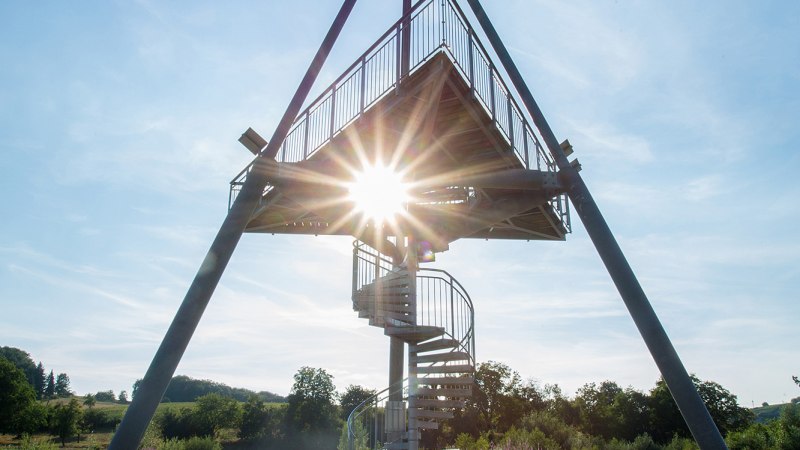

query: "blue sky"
left=1, top=0, right=798, bottom=407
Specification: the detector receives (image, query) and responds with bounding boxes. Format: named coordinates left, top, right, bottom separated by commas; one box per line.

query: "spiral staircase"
left=347, top=240, right=475, bottom=449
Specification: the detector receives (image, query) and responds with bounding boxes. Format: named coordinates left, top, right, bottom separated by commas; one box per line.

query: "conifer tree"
left=34, top=362, right=45, bottom=400
left=55, top=373, right=71, bottom=397
left=45, top=370, right=55, bottom=399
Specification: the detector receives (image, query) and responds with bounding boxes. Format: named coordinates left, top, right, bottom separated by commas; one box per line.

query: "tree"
left=55, top=373, right=71, bottom=397
left=83, top=394, right=96, bottom=409
left=45, top=370, right=56, bottom=399
left=649, top=375, right=753, bottom=442
left=34, top=362, right=46, bottom=400
left=285, top=366, right=339, bottom=449
left=793, top=376, right=799, bottom=388
left=132, top=379, right=141, bottom=399
left=0, top=347, right=38, bottom=391
left=118, top=390, right=129, bottom=404
left=239, top=395, right=285, bottom=442
left=95, top=390, right=115, bottom=402
left=51, top=398, right=83, bottom=446
left=0, top=358, right=36, bottom=434
left=339, top=385, right=376, bottom=421
left=194, top=393, right=241, bottom=437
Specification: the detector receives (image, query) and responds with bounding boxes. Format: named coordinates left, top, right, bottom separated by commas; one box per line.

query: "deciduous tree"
left=51, top=398, right=83, bottom=446
left=0, top=358, right=36, bottom=434
left=339, top=385, right=375, bottom=421
left=285, top=366, right=339, bottom=449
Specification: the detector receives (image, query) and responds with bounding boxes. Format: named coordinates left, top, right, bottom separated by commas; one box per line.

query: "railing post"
left=303, top=111, right=310, bottom=160
left=330, top=87, right=337, bottom=141
left=523, top=125, right=530, bottom=169
left=359, top=58, right=366, bottom=114
left=395, top=23, right=402, bottom=92
left=507, top=97, right=514, bottom=148
left=489, top=66, right=496, bottom=123
left=450, top=277, right=455, bottom=338
left=467, top=30, right=475, bottom=95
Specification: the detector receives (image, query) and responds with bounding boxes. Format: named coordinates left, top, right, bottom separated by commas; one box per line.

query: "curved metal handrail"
left=348, top=240, right=476, bottom=449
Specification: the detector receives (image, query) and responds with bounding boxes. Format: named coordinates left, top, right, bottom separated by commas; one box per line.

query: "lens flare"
left=348, top=164, right=409, bottom=223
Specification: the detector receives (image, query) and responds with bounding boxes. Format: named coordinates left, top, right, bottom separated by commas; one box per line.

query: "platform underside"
left=244, top=52, right=567, bottom=244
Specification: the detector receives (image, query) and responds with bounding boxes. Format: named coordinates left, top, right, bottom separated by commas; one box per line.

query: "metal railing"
left=228, top=0, right=570, bottom=233
left=349, top=240, right=475, bottom=448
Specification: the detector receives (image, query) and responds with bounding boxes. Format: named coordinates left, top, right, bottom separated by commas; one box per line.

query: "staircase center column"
left=406, top=236, right=420, bottom=450
left=386, top=236, right=407, bottom=444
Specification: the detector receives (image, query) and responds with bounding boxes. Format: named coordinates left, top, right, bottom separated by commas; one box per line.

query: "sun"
left=348, top=164, right=409, bottom=223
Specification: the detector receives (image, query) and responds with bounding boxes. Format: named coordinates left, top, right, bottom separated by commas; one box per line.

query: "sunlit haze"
left=1, top=0, right=798, bottom=409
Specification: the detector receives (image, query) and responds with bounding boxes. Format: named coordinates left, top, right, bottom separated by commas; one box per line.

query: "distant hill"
left=751, top=402, right=797, bottom=423
left=156, top=375, right=286, bottom=403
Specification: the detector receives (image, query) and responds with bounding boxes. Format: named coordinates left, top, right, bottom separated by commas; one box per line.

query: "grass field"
left=0, top=398, right=285, bottom=449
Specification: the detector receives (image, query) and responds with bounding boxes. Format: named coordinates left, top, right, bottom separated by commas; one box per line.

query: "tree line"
left=426, top=361, right=800, bottom=450
left=3, top=345, right=798, bottom=449
left=133, top=375, right=286, bottom=404
left=0, top=346, right=72, bottom=400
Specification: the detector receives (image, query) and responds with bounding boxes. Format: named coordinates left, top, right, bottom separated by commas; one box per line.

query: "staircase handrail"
left=418, top=268, right=476, bottom=365
left=346, top=377, right=408, bottom=450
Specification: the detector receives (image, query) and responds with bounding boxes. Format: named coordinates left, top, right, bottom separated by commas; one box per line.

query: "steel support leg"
left=464, top=1, right=727, bottom=448
left=109, top=2, right=358, bottom=448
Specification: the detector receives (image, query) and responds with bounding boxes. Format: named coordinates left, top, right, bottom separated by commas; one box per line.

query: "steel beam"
left=464, top=1, right=727, bottom=448
left=108, top=1, right=358, bottom=448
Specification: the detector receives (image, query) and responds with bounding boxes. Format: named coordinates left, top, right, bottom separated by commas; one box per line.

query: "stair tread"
left=412, top=398, right=466, bottom=408
left=412, top=409, right=454, bottom=420
left=411, top=351, right=470, bottom=364
left=412, top=364, right=474, bottom=374
left=385, top=325, right=445, bottom=344
left=416, top=420, right=439, bottom=430
left=416, top=387, right=473, bottom=397
left=418, top=376, right=474, bottom=386
left=411, top=338, right=459, bottom=353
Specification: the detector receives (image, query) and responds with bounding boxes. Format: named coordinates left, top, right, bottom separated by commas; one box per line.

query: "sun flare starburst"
left=348, top=164, right=409, bottom=224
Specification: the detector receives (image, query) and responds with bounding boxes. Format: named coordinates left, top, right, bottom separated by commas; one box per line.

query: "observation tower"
left=111, top=1, right=729, bottom=449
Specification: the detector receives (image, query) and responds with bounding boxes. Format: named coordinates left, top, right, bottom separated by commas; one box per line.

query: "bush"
left=82, top=408, right=122, bottom=431
left=183, top=436, right=222, bottom=450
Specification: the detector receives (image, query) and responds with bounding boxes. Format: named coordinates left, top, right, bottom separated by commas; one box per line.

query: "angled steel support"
left=109, top=1, right=358, bottom=448
left=464, top=1, right=727, bottom=448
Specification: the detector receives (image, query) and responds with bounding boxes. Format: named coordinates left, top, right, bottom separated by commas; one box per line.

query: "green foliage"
left=152, top=374, right=286, bottom=403
left=336, top=419, right=369, bottom=450
left=54, top=373, right=71, bottom=397
left=34, top=363, right=46, bottom=400
left=194, top=393, right=241, bottom=436
left=285, top=366, right=340, bottom=449
left=648, top=375, right=752, bottom=443
left=14, top=402, right=50, bottom=436
left=95, top=389, right=116, bottom=402
left=728, top=403, right=800, bottom=450
left=239, top=395, right=285, bottom=442
left=17, top=434, right=59, bottom=450
left=50, top=398, right=83, bottom=446
left=339, top=384, right=376, bottom=421
left=83, top=393, right=96, bottom=408
left=182, top=436, right=222, bottom=450
left=573, top=381, right=649, bottom=441
left=44, top=371, right=55, bottom=399
left=118, top=390, right=129, bottom=403
left=0, top=357, right=37, bottom=434
left=82, top=407, right=122, bottom=431
left=0, top=347, right=38, bottom=388
left=453, top=432, right=491, bottom=450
